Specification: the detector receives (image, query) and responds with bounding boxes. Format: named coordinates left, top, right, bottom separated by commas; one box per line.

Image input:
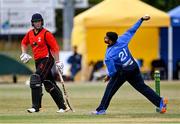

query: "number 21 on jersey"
left=118, top=48, right=128, bottom=62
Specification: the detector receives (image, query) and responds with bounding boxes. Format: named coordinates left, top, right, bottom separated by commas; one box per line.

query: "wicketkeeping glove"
left=55, top=60, right=64, bottom=74
left=20, top=53, right=32, bottom=63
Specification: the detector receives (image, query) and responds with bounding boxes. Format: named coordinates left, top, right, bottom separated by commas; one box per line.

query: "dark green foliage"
left=142, top=0, right=180, bottom=12
left=0, top=54, right=33, bottom=75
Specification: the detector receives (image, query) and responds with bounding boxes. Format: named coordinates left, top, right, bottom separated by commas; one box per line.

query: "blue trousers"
left=96, top=62, right=161, bottom=111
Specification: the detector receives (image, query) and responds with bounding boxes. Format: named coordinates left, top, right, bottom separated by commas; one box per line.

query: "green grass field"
left=0, top=81, right=180, bottom=124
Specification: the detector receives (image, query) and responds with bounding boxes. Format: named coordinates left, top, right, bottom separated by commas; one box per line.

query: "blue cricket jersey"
left=105, top=19, right=143, bottom=77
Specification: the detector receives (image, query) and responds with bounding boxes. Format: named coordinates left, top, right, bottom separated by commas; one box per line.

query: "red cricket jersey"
left=21, top=28, right=59, bottom=60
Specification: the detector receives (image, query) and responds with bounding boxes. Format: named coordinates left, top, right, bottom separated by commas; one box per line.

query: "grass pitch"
left=0, top=81, right=180, bottom=124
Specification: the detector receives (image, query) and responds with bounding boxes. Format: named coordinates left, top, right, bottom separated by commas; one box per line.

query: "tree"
left=142, top=0, right=180, bottom=12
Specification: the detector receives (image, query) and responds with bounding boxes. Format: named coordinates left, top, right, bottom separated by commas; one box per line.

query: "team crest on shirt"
left=33, top=37, right=41, bottom=46
left=38, top=37, right=41, bottom=42
left=33, top=41, right=38, bottom=46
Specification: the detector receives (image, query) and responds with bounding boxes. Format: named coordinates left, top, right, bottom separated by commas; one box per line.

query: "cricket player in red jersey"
left=20, top=13, right=70, bottom=113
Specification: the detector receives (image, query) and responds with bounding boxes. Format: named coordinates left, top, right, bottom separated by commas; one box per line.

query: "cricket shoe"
left=27, top=108, right=39, bottom=113
left=91, top=110, right=106, bottom=115
left=159, top=97, right=168, bottom=113
left=57, top=106, right=70, bottom=113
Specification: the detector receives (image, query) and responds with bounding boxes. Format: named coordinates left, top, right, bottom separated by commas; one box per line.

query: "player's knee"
left=30, top=74, right=42, bottom=88
left=43, top=80, right=55, bottom=93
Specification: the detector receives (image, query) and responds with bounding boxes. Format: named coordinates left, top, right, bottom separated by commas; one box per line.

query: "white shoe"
left=27, top=108, right=37, bottom=113
left=91, top=110, right=106, bottom=115
left=57, top=107, right=70, bottom=113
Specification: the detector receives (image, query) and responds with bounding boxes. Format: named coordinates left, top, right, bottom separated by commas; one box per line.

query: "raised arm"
left=118, top=15, right=150, bottom=44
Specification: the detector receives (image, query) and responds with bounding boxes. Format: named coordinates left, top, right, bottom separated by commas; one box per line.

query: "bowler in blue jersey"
left=91, top=15, right=167, bottom=115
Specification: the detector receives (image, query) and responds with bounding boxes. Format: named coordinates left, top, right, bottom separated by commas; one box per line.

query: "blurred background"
left=0, top=0, right=180, bottom=83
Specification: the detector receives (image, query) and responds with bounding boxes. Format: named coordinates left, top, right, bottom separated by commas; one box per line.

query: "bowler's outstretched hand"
left=142, top=14, right=150, bottom=21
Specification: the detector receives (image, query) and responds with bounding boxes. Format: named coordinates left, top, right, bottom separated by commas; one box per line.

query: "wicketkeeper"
left=92, top=15, right=167, bottom=115
left=20, top=13, right=70, bottom=113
